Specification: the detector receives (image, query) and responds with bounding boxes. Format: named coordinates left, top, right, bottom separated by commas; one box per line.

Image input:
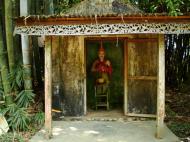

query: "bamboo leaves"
left=8, top=64, right=24, bottom=90
left=2, top=104, right=30, bottom=131
left=15, top=90, right=35, bottom=108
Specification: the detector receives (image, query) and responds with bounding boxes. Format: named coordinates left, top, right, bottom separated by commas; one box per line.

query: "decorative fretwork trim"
left=14, top=23, right=190, bottom=36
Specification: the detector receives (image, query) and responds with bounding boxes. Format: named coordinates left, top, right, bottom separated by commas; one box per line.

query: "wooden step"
left=96, top=103, right=108, bottom=106
left=96, top=94, right=107, bottom=97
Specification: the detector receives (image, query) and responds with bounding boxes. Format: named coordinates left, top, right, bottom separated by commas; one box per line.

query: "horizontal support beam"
left=15, top=15, right=190, bottom=26
left=127, top=113, right=156, bottom=118
left=127, top=38, right=158, bottom=42
left=128, top=76, right=157, bottom=80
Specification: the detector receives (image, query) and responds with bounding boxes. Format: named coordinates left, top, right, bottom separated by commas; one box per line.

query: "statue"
left=91, top=43, right=112, bottom=84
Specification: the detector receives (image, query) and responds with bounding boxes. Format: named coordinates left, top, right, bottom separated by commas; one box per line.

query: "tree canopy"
left=129, top=0, right=190, bottom=16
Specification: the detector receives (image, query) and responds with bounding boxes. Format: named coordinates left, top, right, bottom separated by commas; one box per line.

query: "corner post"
left=156, top=34, right=165, bottom=138
left=45, top=36, right=52, bottom=139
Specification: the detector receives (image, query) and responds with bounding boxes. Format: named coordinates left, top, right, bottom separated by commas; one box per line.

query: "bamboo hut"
left=14, top=0, right=190, bottom=139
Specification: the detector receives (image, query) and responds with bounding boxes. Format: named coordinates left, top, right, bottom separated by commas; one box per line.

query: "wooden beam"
left=45, top=36, right=52, bottom=139
left=127, top=113, right=156, bottom=118
left=15, top=15, right=190, bottom=26
left=126, top=38, right=158, bottom=43
left=128, top=76, right=157, bottom=80
left=156, top=34, right=165, bottom=139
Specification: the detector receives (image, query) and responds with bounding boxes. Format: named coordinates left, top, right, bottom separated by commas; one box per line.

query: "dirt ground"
left=165, top=89, right=190, bottom=142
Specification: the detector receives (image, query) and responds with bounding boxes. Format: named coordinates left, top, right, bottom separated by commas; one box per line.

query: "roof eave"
left=15, top=15, right=190, bottom=26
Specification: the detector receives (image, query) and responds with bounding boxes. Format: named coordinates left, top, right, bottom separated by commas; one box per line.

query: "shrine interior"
left=86, top=39, right=124, bottom=112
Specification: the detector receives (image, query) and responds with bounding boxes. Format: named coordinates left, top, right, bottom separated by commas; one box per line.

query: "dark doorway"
left=86, top=39, right=124, bottom=111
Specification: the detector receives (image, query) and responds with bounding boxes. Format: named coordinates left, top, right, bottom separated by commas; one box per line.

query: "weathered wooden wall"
left=127, top=35, right=158, bottom=115
left=52, top=36, right=85, bottom=116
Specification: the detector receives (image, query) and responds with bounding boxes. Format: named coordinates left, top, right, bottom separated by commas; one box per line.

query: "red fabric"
left=95, top=60, right=112, bottom=75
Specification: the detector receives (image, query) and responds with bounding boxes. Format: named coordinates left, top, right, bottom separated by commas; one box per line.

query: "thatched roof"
left=64, top=0, right=142, bottom=16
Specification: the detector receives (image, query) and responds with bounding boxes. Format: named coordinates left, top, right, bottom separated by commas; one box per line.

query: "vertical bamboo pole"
left=45, top=36, right=52, bottom=139
left=4, top=0, right=15, bottom=73
left=0, top=17, right=13, bottom=105
left=156, top=34, right=165, bottom=139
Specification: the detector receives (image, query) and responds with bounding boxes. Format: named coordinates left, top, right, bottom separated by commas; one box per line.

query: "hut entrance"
left=86, top=38, right=124, bottom=112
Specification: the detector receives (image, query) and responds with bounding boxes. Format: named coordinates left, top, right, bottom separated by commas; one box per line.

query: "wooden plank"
left=128, top=76, right=157, bottom=80
left=127, top=113, right=156, bottom=118
left=156, top=34, right=165, bottom=139
left=84, top=39, right=87, bottom=115
left=127, top=38, right=158, bottom=115
left=85, top=37, right=127, bottom=41
left=45, top=36, right=52, bottom=139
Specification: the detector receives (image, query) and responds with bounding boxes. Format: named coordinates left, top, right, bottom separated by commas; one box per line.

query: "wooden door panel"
left=126, top=39, right=158, bottom=115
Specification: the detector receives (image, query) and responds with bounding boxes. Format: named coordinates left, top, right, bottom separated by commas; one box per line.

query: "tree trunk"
left=0, top=17, right=13, bottom=105
left=4, top=0, right=15, bottom=73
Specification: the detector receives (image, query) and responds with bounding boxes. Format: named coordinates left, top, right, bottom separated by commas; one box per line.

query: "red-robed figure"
left=91, top=44, right=112, bottom=84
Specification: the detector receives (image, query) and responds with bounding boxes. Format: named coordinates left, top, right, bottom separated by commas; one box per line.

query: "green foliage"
left=168, top=122, right=190, bottom=138
left=129, top=0, right=189, bottom=16
left=0, top=63, right=38, bottom=132
left=15, top=90, right=35, bottom=108
left=32, top=111, right=45, bottom=126
left=1, top=104, right=30, bottom=131
left=8, top=64, right=24, bottom=90
left=0, top=132, right=24, bottom=142
left=165, top=104, right=176, bottom=117
left=165, top=0, right=183, bottom=16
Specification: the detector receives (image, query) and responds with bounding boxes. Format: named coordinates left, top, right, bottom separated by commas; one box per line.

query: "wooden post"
left=156, top=34, right=165, bottom=139
left=124, top=39, right=128, bottom=115
left=45, top=36, right=52, bottom=139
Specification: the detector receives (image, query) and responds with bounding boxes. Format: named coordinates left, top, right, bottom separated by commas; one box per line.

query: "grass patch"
left=167, top=121, right=190, bottom=138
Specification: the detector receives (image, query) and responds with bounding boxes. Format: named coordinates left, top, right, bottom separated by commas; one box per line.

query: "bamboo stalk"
left=0, top=72, right=3, bottom=101
left=4, top=0, right=15, bottom=73
left=0, top=18, right=13, bottom=105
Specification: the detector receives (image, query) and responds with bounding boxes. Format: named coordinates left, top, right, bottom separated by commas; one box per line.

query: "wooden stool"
left=95, top=83, right=109, bottom=110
